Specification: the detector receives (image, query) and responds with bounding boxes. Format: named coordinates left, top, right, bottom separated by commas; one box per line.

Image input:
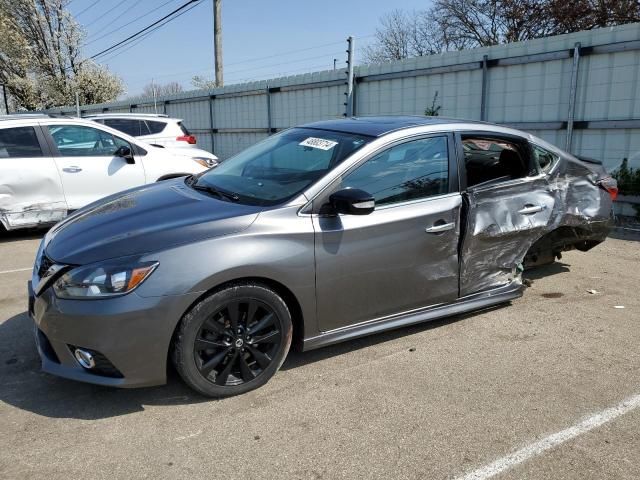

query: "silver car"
left=29, top=116, right=616, bottom=397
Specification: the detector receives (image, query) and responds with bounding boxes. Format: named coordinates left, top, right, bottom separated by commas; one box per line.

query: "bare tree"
left=141, top=81, right=184, bottom=98
left=363, top=0, right=640, bottom=64
left=191, top=75, right=218, bottom=90
left=362, top=10, right=444, bottom=63
left=0, top=0, right=124, bottom=110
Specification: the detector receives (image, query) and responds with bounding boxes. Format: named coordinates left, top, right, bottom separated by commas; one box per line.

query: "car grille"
left=37, top=253, right=54, bottom=278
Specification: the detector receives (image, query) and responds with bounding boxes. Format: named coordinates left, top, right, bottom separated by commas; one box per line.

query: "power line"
left=85, top=0, right=180, bottom=46
left=83, top=0, right=130, bottom=29
left=75, top=0, right=100, bottom=18
left=224, top=51, right=346, bottom=77
left=224, top=40, right=345, bottom=68
left=97, top=1, right=203, bottom=63
left=220, top=34, right=375, bottom=69
left=90, top=0, right=200, bottom=60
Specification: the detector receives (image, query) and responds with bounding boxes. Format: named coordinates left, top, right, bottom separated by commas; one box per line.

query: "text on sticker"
left=299, top=137, right=338, bottom=150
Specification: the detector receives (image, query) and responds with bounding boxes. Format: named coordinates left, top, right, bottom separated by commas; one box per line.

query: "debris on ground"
left=586, top=289, right=599, bottom=294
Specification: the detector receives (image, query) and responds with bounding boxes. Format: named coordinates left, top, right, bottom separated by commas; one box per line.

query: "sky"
left=68, top=0, right=431, bottom=97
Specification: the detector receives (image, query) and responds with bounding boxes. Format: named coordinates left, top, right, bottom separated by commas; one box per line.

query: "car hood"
left=44, top=179, right=262, bottom=265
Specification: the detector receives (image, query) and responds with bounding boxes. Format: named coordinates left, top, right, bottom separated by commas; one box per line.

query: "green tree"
left=612, top=158, right=640, bottom=196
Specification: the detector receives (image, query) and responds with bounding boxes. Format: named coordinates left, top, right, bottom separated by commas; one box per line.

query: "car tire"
left=172, top=282, right=292, bottom=397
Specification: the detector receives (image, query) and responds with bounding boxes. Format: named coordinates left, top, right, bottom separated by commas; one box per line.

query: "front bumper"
left=29, top=281, right=201, bottom=388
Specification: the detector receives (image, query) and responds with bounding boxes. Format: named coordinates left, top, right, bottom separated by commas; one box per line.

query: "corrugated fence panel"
left=213, top=132, right=269, bottom=160
left=577, top=49, right=640, bottom=121
left=213, top=94, right=267, bottom=129
left=487, top=59, right=571, bottom=123
left=44, top=23, right=640, bottom=166
left=132, top=104, right=158, bottom=114
left=572, top=128, right=640, bottom=170
left=271, top=84, right=344, bottom=128
left=356, top=69, right=483, bottom=119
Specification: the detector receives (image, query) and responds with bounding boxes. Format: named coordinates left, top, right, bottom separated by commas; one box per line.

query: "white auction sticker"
left=299, top=137, right=338, bottom=150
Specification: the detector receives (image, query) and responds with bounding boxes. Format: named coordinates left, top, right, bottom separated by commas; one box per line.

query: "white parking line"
left=0, top=267, right=32, bottom=275
left=455, top=393, right=640, bottom=480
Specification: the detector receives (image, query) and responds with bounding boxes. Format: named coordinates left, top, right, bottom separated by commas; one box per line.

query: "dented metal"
left=0, top=170, right=67, bottom=231
left=460, top=138, right=612, bottom=295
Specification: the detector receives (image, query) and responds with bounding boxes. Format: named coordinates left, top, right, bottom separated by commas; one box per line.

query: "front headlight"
left=53, top=259, right=158, bottom=299
left=192, top=157, right=219, bottom=168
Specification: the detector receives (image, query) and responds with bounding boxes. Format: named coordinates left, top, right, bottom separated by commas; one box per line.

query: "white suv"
left=0, top=115, right=208, bottom=231
left=86, top=113, right=218, bottom=166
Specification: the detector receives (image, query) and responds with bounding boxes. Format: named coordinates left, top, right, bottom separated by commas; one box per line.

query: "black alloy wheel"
left=173, top=283, right=292, bottom=397
left=194, top=299, right=281, bottom=386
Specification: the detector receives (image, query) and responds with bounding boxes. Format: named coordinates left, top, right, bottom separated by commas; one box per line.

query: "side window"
left=0, top=127, right=43, bottom=158
left=462, top=137, right=532, bottom=187
left=145, top=121, right=166, bottom=134
left=47, top=125, right=128, bottom=157
left=341, top=136, right=449, bottom=206
left=531, top=144, right=558, bottom=173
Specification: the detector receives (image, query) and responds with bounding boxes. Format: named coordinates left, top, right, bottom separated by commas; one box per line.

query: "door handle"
left=518, top=204, right=546, bottom=215
left=62, top=166, right=82, bottom=173
left=425, top=222, right=455, bottom=234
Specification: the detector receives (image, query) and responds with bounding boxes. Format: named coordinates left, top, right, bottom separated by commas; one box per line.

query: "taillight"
left=597, top=176, right=618, bottom=201
left=177, top=134, right=196, bottom=145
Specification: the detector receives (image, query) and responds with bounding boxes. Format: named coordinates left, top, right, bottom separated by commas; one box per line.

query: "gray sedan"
left=28, top=116, right=616, bottom=397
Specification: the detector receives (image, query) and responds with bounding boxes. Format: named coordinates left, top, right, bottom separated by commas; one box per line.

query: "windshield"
left=192, top=128, right=371, bottom=205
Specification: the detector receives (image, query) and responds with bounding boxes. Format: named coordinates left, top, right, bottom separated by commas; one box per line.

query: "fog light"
left=74, top=349, right=95, bottom=369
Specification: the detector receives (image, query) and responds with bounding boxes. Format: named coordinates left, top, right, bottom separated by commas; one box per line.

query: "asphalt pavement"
left=0, top=230, right=638, bottom=479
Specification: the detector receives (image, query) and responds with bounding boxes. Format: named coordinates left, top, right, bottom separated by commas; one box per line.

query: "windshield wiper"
left=192, top=183, right=240, bottom=202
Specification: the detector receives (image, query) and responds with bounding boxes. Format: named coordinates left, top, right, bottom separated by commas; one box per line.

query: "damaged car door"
left=458, top=133, right=554, bottom=296
left=46, top=124, right=145, bottom=209
left=0, top=125, right=67, bottom=230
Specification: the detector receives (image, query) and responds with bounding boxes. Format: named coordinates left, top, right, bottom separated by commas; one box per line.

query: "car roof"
left=301, top=116, right=494, bottom=137
left=84, top=113, right=177, bottom=122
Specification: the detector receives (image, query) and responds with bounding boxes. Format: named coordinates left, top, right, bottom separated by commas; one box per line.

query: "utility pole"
left=213, top=0, right=223, bottom=87
left=333, top=58, right=337, bottom=70
left=152, top=78, right=158, bottom=113
left=75, top=91, right=81, bottom=117
left=344, top=36, right=355, bottom=117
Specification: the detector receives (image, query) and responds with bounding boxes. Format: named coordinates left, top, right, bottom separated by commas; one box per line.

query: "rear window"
left=103, top=119, right=149, bottom=137
left=0, top=126, right=43, bottom=158
left=146, top=120, right=167, bottom=134
left=178, top=122, right=190, bottom=135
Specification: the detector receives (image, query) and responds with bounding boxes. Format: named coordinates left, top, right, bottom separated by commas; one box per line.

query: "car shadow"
left=0, top=311, right=212, bottom=420
left=0, top=226, right=48, bottom=244
left=280, top=303, right=510, bottom=372
left=1, top=303, right=511, bottom=420
left=523, top=261, right=571, bottom=281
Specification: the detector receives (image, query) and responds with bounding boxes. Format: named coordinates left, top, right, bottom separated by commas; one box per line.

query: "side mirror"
left=328, top=188, right=375, bottom=215
left=115, top=145, right=135, bottom=164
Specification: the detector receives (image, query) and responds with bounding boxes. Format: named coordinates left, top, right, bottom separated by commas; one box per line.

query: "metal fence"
left=47, top=23, right=640, bottom=171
